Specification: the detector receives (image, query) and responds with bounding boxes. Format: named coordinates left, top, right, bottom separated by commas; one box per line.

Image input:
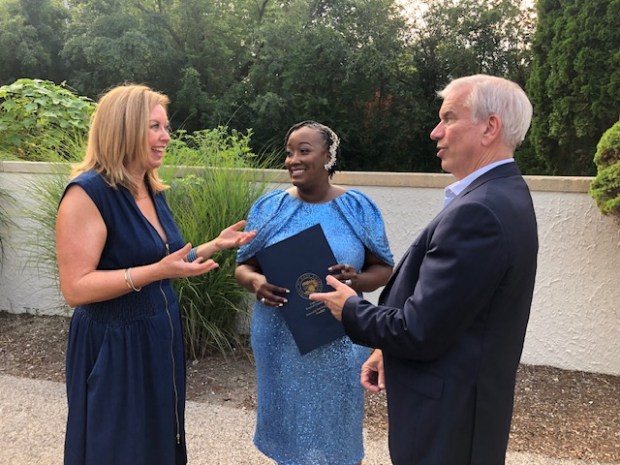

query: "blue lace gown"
left=62, top=170, right=187, bottom=465
left=237, top=190, right=394, bottom=465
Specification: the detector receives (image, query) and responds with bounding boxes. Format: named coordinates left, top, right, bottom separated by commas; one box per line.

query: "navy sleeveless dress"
left=62, top=170, right=187, bottom=465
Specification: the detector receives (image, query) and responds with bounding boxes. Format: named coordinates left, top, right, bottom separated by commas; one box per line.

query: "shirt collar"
left=443, top=158, right=514, bottom=208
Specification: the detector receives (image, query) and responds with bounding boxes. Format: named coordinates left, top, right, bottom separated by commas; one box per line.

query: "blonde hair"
left=71, top=84, right=170, bottom=195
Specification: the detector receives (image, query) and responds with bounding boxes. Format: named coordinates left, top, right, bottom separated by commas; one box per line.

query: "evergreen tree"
left=527, top=0, right=620, bottom=175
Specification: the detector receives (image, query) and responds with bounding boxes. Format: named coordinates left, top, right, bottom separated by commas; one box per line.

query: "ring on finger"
left=260, top=297, right=266, bottom=304
left=344, top=279, right=352, bottom=286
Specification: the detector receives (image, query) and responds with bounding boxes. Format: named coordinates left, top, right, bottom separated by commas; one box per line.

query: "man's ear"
left=482, top=114, right=502, bottom=146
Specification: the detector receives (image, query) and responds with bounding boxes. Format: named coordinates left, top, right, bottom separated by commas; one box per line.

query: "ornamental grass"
left=19, top=126, right=275, bottom=357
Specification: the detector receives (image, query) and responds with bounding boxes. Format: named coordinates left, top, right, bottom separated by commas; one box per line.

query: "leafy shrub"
left=0, top=79, right=94, bottom=161
left=590, top=120, right=620, bottom=219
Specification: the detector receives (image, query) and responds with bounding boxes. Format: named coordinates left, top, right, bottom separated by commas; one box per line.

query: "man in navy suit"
left=310, top=74, right=538, bottom=464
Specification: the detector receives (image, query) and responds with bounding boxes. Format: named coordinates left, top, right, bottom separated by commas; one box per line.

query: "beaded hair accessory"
left=323, top=127, right=340, bottom=171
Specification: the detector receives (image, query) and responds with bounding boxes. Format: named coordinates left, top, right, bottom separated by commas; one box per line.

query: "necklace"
left=135, top=184, right=150, bottom=200
left=134, top=190, right=150, bottom=200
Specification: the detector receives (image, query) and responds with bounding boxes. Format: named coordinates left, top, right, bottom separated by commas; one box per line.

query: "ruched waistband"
left=76, top=281, right=177, bottom=324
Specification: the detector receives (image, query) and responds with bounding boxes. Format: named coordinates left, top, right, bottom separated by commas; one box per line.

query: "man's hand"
left=361, top=349, right=385, bottom=392
left=309, top=275, right=357, bottom=321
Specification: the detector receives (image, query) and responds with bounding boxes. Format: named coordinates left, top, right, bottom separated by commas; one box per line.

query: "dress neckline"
left=284, top=188, right=347, bottom=205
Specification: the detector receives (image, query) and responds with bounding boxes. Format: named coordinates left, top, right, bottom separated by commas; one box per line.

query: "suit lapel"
left=380, top=163, right=522, bottom=303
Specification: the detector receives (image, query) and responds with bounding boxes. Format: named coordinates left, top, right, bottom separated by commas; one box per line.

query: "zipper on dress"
left=160, top=264, right=181, bottom=445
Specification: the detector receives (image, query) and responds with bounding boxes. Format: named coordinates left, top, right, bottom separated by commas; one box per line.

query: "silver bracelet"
left=124, top=267, right=142, bottom=292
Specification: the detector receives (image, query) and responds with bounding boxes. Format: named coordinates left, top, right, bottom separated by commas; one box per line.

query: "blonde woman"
left=56, top=84, right=255, bottom=465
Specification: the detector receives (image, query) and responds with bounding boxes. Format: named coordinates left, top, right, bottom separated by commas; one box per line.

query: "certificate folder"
left=256, top=224, right=346, bottom=354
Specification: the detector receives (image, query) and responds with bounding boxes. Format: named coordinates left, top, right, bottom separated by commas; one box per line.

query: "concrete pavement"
left=0, top=374, right=615, bottom=465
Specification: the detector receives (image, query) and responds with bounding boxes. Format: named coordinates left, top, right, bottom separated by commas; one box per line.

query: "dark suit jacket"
left=343, top=163, right=538, bottom=465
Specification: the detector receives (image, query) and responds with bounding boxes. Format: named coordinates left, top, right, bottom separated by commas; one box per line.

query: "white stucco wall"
left=525, top=190, right=620, bottom=375
left=1, top=162, right=619, bottom=375
left=0, top=163, right=67, bottom=315
left=331, top=179, right=620, bottom=377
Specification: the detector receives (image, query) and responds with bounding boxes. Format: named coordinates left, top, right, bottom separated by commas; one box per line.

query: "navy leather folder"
left=255, top=224, right=346, bottom=354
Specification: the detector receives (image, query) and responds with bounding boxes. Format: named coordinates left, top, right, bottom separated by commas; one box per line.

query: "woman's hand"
left=328, top=251, right=392, bottom=294
left=329, top=263, right=358, bottom=289
left=235, top=260, right=289, bottom=307
left=159, top=243, right=220, bottom=279
left=254, top=278, right=289, bottom=308
left=215, top=220, right=256, bottom=250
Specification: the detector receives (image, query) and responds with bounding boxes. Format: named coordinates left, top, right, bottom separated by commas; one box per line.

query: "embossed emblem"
left=296, top=273, right=323, bottom=300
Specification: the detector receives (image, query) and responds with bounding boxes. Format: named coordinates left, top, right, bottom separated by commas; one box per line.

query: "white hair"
left=438, top=74, right=533, bottom=148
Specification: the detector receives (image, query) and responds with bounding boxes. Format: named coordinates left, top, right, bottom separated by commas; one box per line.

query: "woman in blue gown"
left=56, top=84, right=255, bottom=465
left=235, top=121, right=394, bottom=465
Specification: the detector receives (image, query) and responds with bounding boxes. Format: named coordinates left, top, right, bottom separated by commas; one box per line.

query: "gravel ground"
left=1, top=311, right=619, bottom=463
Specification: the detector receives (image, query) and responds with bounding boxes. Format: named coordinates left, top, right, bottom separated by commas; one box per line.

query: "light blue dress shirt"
left=443, top=159, right=515, bottom=208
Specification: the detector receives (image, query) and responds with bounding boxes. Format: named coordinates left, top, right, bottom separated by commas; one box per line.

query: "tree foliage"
left=0, top=0, right=69, bottom=84
left=59, top=0, right=184, bottom=98
left=410, top=0, right=534, bottom=82
left=404, top=0, right=536, bottom=172
left=213, top=0, right=416, bottom=172
left=0, top=0, right=556, bottom=172
left=527, top=0, right=620, bottom=175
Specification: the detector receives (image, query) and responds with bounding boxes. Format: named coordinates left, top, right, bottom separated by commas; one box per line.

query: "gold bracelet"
left=123, top=268, right=132, bottom=290
left=124, top=267, right=142, bottom=292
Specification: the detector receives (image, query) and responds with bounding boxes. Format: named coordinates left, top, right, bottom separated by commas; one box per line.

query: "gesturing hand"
left=308, top=275, right=357, bottom=321
left=161, top=243, right=219, bottom=279
left=216, top=220, right=257, bottom=250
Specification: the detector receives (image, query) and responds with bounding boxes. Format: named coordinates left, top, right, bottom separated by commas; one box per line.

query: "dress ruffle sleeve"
left=236, top=190, right=290, bottom=263
left=238, top=189, right=393, bottom=267
left=333, top=189, right=394, bottom=267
